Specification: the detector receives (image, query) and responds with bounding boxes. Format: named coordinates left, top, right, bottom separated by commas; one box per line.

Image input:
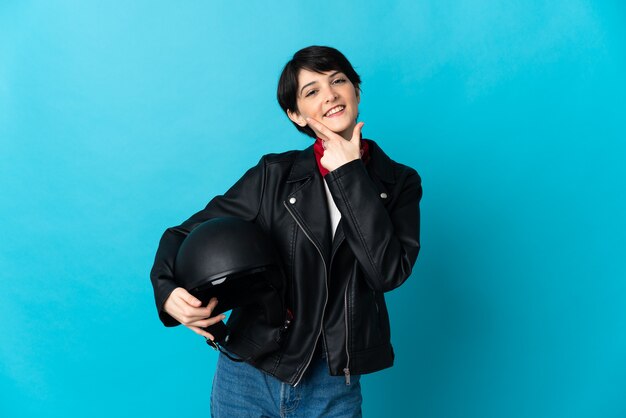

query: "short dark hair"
left=277, top=46, right=361, bottom=138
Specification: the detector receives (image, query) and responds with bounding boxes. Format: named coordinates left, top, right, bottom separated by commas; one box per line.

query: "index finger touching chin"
left=306, top=117, right=334, bottom=141
left=305, top=117, right=326, bottom=132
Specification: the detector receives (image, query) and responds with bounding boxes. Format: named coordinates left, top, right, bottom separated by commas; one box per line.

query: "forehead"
left=296, top=68, right=341, bottom=86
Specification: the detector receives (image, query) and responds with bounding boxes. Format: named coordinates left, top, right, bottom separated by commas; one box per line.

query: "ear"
left=287, top=109, right=307, bottom=127
left=356, top=86, right=361, bottom=104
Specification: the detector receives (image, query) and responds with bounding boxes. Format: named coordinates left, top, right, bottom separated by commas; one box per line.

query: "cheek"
left=300, top=103, right=320, bottom=118
left=295, top=100, right=306, bottom=114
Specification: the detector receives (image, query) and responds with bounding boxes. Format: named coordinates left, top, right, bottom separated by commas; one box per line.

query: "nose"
left=324, top=88, right=338, bottom=103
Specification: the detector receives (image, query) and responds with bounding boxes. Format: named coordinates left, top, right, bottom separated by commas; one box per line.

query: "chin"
left=326, top=119, right=353, bottom=133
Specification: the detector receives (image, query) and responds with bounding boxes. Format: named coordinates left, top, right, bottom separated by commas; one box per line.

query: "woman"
left=150, top=45, right=422, bottom=417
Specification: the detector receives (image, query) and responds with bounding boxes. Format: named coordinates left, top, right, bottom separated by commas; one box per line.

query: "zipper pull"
left=343, top=367, right=351, bottom=385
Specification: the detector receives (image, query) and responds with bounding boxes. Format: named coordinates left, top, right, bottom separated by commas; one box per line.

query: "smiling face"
left=287, top=69, right=360, bottom=140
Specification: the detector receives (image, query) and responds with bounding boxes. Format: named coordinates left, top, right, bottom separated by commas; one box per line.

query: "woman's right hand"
left=163, top=287, right=225, bottom=340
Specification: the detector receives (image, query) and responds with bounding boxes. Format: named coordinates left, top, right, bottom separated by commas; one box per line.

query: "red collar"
left=313, top=136, right=370, bottom=177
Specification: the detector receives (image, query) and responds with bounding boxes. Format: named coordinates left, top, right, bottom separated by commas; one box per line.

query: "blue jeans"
left=210, top=352, right=362, bottom=417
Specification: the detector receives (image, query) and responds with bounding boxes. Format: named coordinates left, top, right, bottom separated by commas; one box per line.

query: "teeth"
left=325, top=105, right=345, bottom=117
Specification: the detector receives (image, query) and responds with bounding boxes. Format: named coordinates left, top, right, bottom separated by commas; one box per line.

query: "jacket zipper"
left=284, top=201, right=329, bottom=387
left=343, top=276, right=351, bottom=385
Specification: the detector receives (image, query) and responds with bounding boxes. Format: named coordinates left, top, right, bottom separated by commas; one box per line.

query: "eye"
left=305, top=89, right=318, bottom=97
left=332, top=78, right=347, bottom=85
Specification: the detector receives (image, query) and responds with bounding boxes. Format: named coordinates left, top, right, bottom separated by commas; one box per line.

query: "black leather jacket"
left=150, top=140, right=421, bottom=385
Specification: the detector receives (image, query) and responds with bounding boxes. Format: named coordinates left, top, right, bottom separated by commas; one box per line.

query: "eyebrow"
left=299, top=71, right=341, bottom=96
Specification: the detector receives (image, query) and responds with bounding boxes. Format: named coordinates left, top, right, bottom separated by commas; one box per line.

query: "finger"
left=189, top=314, right=227, bottom=328
left=173, top=287, right=202, bottom=307
left=305, top=117, right=336, bottom=142
left=351, top=121, right=364, bottom=142
left=180, top=308, right=218, bottom=323
left=188, top=325, right=214, bottom=340
left=206, top=297, right=219, bottom=314
left=177, top=300, right=219, bottom=323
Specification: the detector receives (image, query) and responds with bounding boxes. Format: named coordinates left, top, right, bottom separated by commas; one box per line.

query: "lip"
left=323, top=105, right=346, bottom=118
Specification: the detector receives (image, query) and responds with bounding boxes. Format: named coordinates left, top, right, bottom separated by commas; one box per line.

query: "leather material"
left=149, top=139, right=422, bottom=385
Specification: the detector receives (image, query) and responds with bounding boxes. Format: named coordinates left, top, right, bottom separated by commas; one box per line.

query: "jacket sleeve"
left=149, top=157, right=267, bottom=326
left=324, top=159, right=421, bottom=292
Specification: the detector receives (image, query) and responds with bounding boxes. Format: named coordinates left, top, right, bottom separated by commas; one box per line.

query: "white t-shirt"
left=323, top=179, right=341, bottom=240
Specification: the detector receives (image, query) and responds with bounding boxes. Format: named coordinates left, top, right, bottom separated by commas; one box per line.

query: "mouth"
left=324, top=105, right=345, bottom=118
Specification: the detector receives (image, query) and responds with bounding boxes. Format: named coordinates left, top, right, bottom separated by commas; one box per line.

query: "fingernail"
left=221, top=315, right=226, bottom=319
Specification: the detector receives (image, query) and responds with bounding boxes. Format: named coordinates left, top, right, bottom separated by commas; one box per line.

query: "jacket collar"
left=286, top=145, right=316, bottom=183
left=366, top=140, right=395, bottom=184
left=286, top=139, right=395, bottom=184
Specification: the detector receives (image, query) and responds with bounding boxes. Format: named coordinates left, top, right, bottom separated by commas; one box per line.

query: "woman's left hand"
left=306, top=117, right=365, bottom=172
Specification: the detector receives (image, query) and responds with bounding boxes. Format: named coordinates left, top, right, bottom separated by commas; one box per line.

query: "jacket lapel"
left=285, top=146, right=332, bottom=265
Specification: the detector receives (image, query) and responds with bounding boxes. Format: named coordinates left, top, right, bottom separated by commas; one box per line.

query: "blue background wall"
left=1, top=1, right=625, bottom=417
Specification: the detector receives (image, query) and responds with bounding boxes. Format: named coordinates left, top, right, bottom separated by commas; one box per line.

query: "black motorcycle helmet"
left=174, top=217, right=291, bottom=360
